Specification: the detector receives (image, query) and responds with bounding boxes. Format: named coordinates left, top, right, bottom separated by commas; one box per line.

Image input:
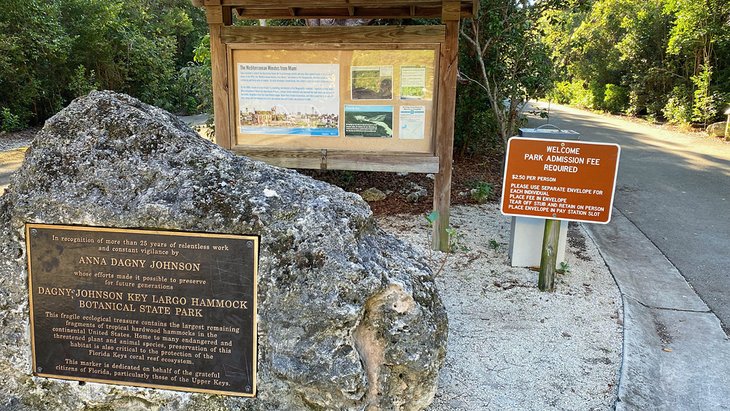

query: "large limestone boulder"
left=0, top=91, right=447, bottom=410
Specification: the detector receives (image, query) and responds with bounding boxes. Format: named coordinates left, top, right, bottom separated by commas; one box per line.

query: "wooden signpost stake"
left=538, top=219, right=560, bottom=292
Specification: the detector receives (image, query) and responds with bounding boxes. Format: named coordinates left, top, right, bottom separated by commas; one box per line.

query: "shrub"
left=548, top=79, right=594, bottom=108
left=470, top=181, right=493, bottom=203
left=603, top=84, right=629, bottom=113
left=454, top=82, right=501, bottom=156
left=0, top=107, right=25, bottom=132
left=587, top=81, right=606, bottom=110
left=691, top=65, right=721, bottom=126
left=662, top=85, right=693, bottom=125
left=568, top=81, right=594, bottom=109
left=68, top=65, right=98, bottom=98
left=549, top=81, right=574, bottom=104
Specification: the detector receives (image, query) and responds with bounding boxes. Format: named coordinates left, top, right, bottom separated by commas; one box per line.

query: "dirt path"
left=0, top=148, right=27, bottom=194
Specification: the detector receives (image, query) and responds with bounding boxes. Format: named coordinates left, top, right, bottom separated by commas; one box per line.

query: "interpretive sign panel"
left=501, top=137, right=620, bottom=223
left=238, top=63, right=340, bottom=136
left=26, top=224, right=258, bottom=396
left=231, top=47, right=436, bottom=153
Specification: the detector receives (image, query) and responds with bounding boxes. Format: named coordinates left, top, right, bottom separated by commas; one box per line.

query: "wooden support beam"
left=231, top=6, right=446, bottom=19
left=232, top=148, right=440, bottom=173
left=221, top=0, right=461, bottom=6
left=209, top=24, right=232, bottom=149
left=223, top=0, right=437, bottom=5
left=222, top=6, right=234, bottom=25
left=217, top=0, right=477, bottom=19
left=206, top=6, right=224, bottom=24
left=441, top=0, right=461, bottom=20
left=221, top=25, right=445, bottom=44
left=432, top=4, right=459, bottom=251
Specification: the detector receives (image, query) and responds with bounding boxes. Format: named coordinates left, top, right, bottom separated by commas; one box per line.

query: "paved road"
left=526, top=102, right=730, bottom=332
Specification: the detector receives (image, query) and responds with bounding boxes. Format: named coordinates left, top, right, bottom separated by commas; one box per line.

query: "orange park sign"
left=501, top=137, right=621, bottom=223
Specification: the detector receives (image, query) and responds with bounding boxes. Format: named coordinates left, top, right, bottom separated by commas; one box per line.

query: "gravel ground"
left=377, top=204, right=623, bottom=410
left=0, top=129, right=37, bottom=152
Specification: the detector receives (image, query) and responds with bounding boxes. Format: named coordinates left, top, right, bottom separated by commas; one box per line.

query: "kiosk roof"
left=197, top=0, right=477, bottom=20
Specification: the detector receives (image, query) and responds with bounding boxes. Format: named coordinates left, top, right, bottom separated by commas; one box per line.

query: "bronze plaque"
left=25, top=224, right=258, bottom=396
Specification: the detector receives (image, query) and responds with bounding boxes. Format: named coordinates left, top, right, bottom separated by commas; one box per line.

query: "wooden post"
left=207, top=6, right=232, bottom=149
left=432, top=2, right=460, bottom=251
left=538, top=219, right=561, bottom=292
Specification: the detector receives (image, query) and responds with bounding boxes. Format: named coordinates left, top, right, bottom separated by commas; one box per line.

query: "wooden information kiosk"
left=198, top=0, right=476, bottom=251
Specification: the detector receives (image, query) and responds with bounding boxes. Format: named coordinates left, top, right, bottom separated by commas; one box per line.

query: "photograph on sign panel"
left=400, top=66, right=427, bottom=99
left=399, top=106, right=426, bottom=139
left=238, top=63, right=340, bottom=136
left=351, top=66, right=393, bottom=100
left=344, top=105, right=394, bottom=138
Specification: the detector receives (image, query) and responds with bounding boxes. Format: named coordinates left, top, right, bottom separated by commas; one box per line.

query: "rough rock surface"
left=0, top=91, right=447, bottom=410
left=706, top=121, right=726, bottom=137
left=360, top=188, right=387, bottom=202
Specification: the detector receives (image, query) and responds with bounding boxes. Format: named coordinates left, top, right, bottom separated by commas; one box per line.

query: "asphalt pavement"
left=526, top=102, right=730, bottom=410
left=525, top=102, right=730, bottom=330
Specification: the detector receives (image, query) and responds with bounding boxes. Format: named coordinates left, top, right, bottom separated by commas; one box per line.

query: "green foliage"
left=445, top=227, right=469, bottom=253
left=541, top=0, right=730, bottom=125
left=662, top=85, right=693, bottom=125
left=552, top=80, right=594, bottom=108
left=488, top=239, right=500, bottom=250
left=0, top=0, right=71, bottom=125
left=425, top=211, right=439, bottom=225
left=470, top=181, right=493, bottom=204
left=588, top=81, right=606, bottom=110
left=691, top=65, right=721, bottom=125
left=454, top=83, right=501, bottom=156
left=424, top=211, right=467, bottom=253
left=557, top=261, right=571, bottom=274
left=548, top=81, right=574, bottom=104
left=1, top=107, right=24, bottom=132
left=459, top=0, right=554, bottom=149
left=603, top=84, right=629, bottom=113
left=172, top=34, right=213, bottom=115
left=68, top=65, right=98, bottom=98
left=333, top=170, right=356, bottom=187
left=0, top=0, right=209, bottom=126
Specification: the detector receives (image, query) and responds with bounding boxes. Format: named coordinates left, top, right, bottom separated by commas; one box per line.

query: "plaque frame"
left=25, top=223, right=259, bottom=397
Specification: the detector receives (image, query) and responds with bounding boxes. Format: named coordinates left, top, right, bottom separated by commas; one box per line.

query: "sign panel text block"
left=501, top=138, right=620, bottom=223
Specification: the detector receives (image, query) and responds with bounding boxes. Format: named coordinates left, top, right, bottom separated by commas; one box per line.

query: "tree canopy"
left=0, top=0, right=208, bottom=131
left=540, top=0, right=730, bottom=125
left=1, top=0, right=726, bottom=150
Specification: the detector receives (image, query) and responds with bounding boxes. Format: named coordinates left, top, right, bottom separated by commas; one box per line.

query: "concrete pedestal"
left=509, top=216, right=568, bottom=268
